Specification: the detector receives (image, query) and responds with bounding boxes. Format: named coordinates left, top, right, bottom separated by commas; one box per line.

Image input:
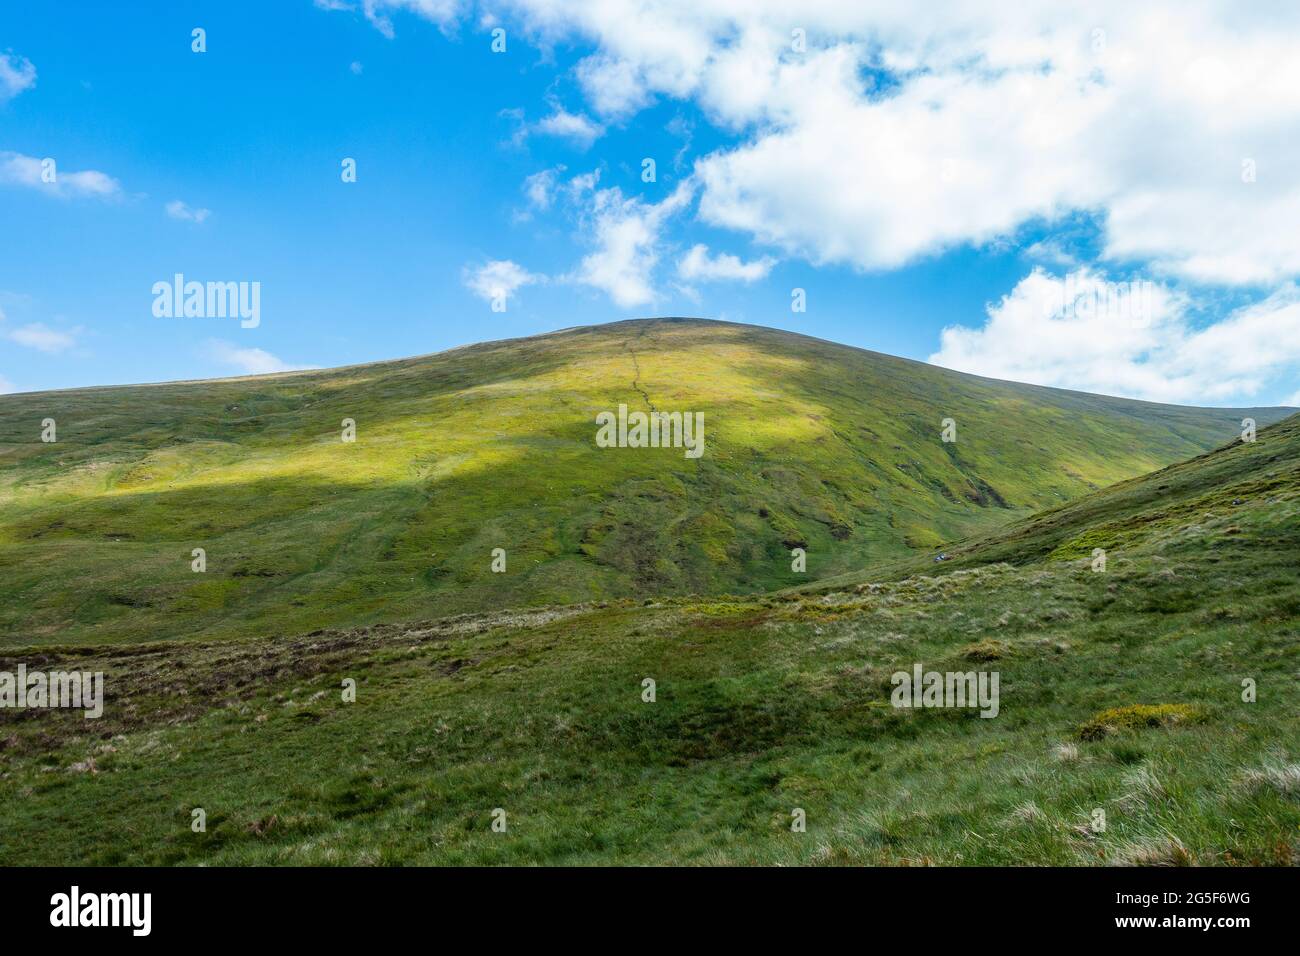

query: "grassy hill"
left=801, top=400, right=1300, bottom=594
left=1, top=412, right=1295, bottom=865
left=0, top=317, right=1289, bottom=647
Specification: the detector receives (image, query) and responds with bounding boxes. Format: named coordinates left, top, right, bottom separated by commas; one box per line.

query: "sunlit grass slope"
left=1, top=416, right=1295, bottom=865
left=0, top=317, right=1290, bottom=646
left=801, top=405, right=1300, bottom=595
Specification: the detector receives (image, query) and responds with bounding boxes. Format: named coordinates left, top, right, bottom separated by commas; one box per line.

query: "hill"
left=801, top=402, right=1300, bottom=594
left=0, top=412, right=1294, bottom=864
left=0, top=317, right=1290, bottom=647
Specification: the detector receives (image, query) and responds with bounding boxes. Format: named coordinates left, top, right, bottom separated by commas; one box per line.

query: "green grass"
left=0, top=318, right=1289, bottom=647
left=0, top=394, right=1295, bottom=865
left=800, top=401, right=1300, bottom=595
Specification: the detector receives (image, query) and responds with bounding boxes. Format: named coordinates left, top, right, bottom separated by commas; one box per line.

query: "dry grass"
left=1113, top=834, right=1195, bottom=867
left=1240, top=761, right=1300, bottom=797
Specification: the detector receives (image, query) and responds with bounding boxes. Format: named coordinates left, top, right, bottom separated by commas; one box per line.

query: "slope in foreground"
left=0, top=413, right=1295, bottom=864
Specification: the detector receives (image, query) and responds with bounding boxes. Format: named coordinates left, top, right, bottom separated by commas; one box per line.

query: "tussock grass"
left=1077, top=704, right=1203, bottom=742
left=1240, top=761, right=1300, bottom=797
left=1113, top=834, right=1196, bottom=867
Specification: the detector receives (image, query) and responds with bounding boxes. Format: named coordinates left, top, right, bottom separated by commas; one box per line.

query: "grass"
left=1077, top=704, right=1203, bottom=741
left=0, top=401, right=1296, bottom=865
left=0, top=318, right=1289, bottom=648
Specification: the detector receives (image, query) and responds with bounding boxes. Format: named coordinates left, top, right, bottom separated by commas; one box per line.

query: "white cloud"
left=349, top=60, right=364, bottom=75
left=319, top=1, right=1300, bottom=302
left=522, top=166, right=565, bottom=211
left=0, top=52, right=36, bottom=102
left=1023, top=237, right=1081, bottom=269
left=574, top=53, right=658, bottom=119
left=0, top=151, right=121, bottom=199
left=206, top=340, right=318, bottom=376
left=0, top=374, right=14, bottom=394
left=694, top=47, right=1116, bottom=272
left=677, top=243, right=774, bottom=282
left=0, top=304, right=82, bottom=360
left=533, top=108, right=604, bottom=149
left=565, top=169, right=600, bottom=200
left=453, top=2, right=1300, bottom=287
left=165, top=200, right=211, bottom=224
left=6, top=322, right=77, bottom=353
left=463, top=259, right=543, bottom=305
left=931, top=269, right=1300, bottom=405
left=569, top=180, right=694, bottom=308
left=507, top=105, right=605, bottom=151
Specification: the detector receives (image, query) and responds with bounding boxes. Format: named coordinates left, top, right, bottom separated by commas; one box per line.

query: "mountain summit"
left=0, top=318, right=1290, bottom=646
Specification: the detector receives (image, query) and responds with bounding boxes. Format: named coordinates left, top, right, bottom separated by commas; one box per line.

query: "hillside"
left=0, top=317, right=1290, bottom=647
left=802, top=406, right=1300, bottom=594
left=0, top=413, right=1295, bottom=865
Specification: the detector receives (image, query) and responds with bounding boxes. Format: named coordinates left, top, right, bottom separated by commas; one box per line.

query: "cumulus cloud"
left=514, top=167, right=703, bottom=306
left=1023, top=237, right=1082, bottom=269
left=0, top=52, right=36, bottom=101
left=0, top=151, right=121, bottom=199
left=206, top=340, right=318, bottom=376
left=0, top=306, right=80, bottom=354
left=505, top=104, right=604, bottom=151
left=5, top=322, right=78, bottom=353
left=437, top=2, right=1300, bottom=286
left=930, top=269, right=1300, bottom=405
left=565, top=169, right=600, bottom=200
left=463, top=259, right=543, bottom=305
left=320, top=0, right=1300, bottom=368
left=677, top=243, right=774, bottom=282
left=568, top=179, right=694, bottom=308
left=522, top=166, right=565, bottom=211
left=533, top=108, right=603, bottom=149
left=165, top=200, right=211, bottom=224
left=573, top=53, right=660, bottom=119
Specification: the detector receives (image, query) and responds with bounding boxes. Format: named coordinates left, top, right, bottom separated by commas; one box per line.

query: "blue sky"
left=2, top=1, right=1298, bottom=406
